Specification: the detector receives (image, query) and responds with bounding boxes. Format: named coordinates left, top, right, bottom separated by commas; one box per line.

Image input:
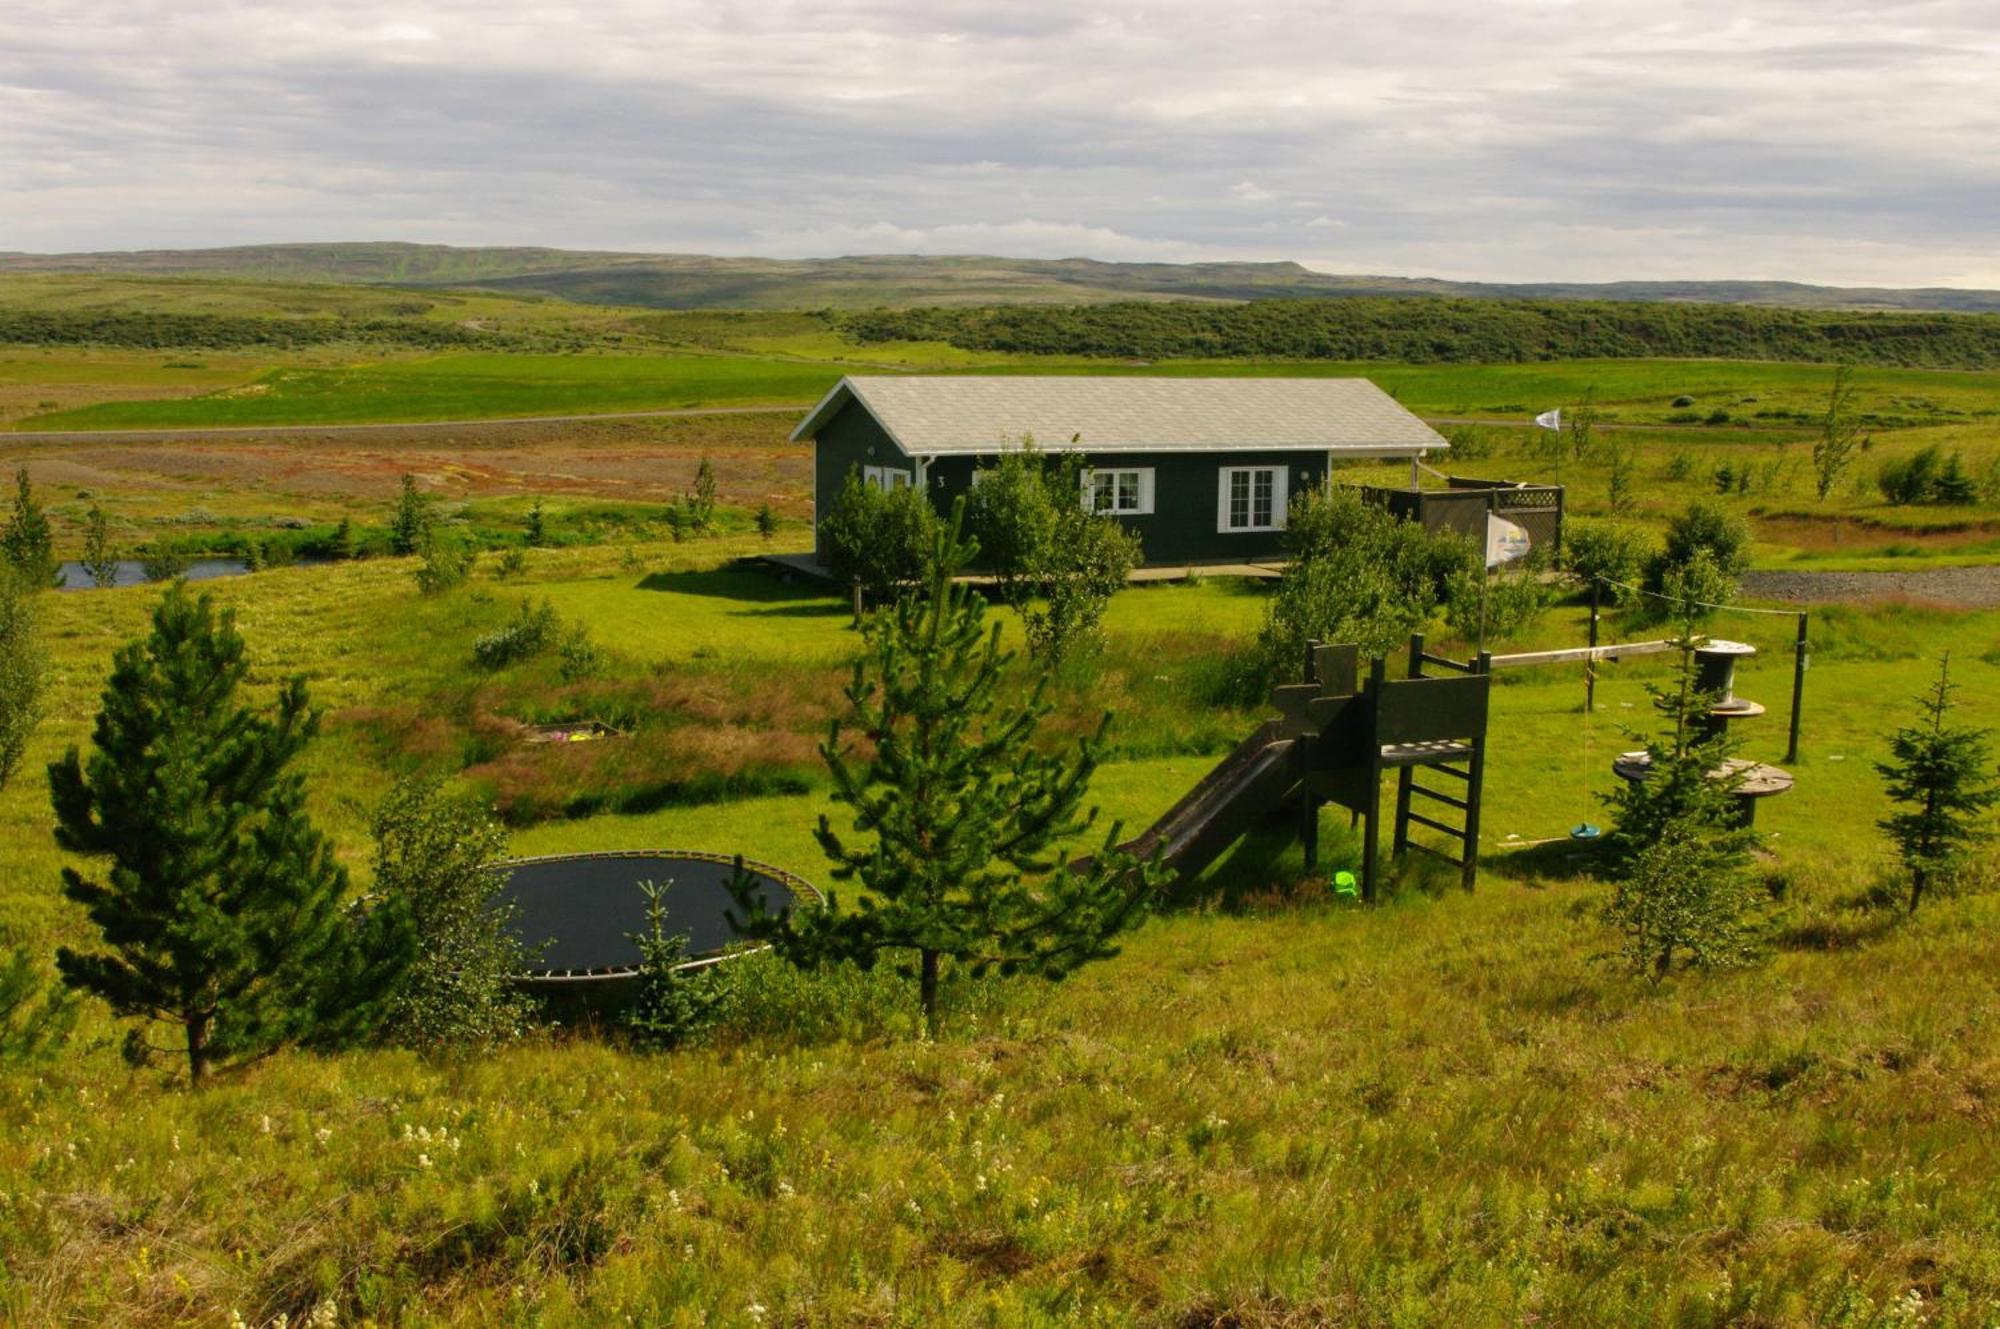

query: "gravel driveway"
left=1743, top=565, right=2000, bottom=608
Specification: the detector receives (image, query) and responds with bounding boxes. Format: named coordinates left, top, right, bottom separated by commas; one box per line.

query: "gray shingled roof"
left=790, top=375, right=1446, bottom=457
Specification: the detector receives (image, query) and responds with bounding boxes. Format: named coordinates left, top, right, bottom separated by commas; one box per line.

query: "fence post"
left=1786, top=610, right=1808, bottom=764
left=1585, top=576, right=1601, bottom=713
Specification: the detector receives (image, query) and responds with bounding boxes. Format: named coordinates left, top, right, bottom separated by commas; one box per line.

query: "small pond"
left=54, top=558, right=326, bottom=591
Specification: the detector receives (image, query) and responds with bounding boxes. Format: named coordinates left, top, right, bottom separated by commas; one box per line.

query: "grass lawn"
left=4, top=529, right=2000, bottom=1324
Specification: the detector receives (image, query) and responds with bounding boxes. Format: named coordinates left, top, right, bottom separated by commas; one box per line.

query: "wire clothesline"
left=1593, top=575, right=1807, bottom=618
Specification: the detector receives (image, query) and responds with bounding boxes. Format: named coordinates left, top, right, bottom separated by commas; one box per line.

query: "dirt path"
left=1743, top=565, right=2000, bottom=608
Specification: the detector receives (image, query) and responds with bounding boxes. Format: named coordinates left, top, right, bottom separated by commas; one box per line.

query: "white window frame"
left=862, top=464, right=913, bottom=492
left=1216, top=466, right=1288, bottom=533
left=1080, top=467, right=1154, bottom=516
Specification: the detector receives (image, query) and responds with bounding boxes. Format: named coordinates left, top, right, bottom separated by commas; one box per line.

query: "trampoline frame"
left=494, top=849, right=822, bottom=985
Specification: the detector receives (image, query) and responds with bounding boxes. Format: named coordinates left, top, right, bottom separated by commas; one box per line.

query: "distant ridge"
left=4, top=242, right=1999, bottom=314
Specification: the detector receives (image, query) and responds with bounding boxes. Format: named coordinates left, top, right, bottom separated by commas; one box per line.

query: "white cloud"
left=0, top=0, right=1996, bottom=285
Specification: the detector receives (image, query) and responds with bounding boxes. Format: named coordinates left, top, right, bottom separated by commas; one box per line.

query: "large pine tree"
left=51, top=583, right=407, bottom=1082
left=731, top=503, right=1159, bottom=1036
left=1877, top=654, right=1999, bottom=912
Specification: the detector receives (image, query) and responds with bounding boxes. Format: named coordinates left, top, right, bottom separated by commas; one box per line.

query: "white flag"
left=1534, top=408, right=1562, bottom=430
left=1485, top=512, right=1532, bottom=569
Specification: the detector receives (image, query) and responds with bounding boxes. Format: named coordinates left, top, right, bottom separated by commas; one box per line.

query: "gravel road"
left=1743, top=565, right=2000, bottom=608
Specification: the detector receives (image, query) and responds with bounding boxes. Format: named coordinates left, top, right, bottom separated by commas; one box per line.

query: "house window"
left=863, top=465, right=912, bottom=492
left=1082, top=467, right=1154, bottom=515
left=1216, top=466, right=1287, bottom=532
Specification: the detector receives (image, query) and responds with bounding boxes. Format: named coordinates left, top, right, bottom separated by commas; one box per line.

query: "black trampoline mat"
left=495, top=854, right=805, bottom=974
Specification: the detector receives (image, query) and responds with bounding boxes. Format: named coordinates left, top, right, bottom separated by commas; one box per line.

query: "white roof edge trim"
left=922, top=441, right=1444, bottom=458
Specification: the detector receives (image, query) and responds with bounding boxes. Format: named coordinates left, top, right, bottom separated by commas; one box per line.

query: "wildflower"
left=528, top=1179, right=539, bottom=1197
left=776, top=1180, right=795, bottom=1200
left=307, top=1300, right=338, bottom=1328
left=417, top=1153, right=433, bottom=1169
left=171, top=1133, right=180, bottom=1154
left=746, top=1302, right=766, bottom=1322
left=259, top=1115, right=272, bottom=1135
left=315, top=1128, right=332, bottom=1146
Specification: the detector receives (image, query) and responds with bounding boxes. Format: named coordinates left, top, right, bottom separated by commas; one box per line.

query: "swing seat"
left=1568, top=823, right=1602, bottom=841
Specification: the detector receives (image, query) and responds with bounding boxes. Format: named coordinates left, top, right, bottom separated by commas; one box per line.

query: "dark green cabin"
left=793, top=375, right=1450, bottom=567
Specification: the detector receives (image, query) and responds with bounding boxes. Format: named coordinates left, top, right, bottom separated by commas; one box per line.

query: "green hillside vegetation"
left=7, top=242, right=2000, bottom=312
left=842, top=299, right=2000, bottom=369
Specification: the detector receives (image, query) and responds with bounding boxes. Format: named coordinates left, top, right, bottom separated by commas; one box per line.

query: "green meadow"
left=4, top=270, right=2000, bottom=1323
left=4, top=527, right=2000, bottom=1323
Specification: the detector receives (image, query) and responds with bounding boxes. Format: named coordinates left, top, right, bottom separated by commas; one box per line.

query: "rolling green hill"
left=5, top=242, right=2000, bottom=313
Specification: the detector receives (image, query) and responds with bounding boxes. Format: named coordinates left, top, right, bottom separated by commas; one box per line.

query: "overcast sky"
left=5, top=0, right=1997, bottom=285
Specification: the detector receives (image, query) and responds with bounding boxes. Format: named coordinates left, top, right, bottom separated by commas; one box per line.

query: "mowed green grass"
left=14, top=330, right=2000, bottom=434
left=21, top=353, right=850, bottom=430
left=5, top=542, right=2000, bottom=1323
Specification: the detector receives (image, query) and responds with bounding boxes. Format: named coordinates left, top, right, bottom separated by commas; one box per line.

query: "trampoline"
left=493, top=850, right=819, bottom=988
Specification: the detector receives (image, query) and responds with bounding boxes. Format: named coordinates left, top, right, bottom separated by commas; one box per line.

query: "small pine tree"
left=0, top=946, right=75, bottom=1066
left=1813, top=364, right=1862, bottom=502
left=525, top=498, right=547, bottom=547
left=622, top=879, right=723, bottom=1050
left=390, top=474, right=434, bottom=555
left=0, top=571, right=45, bottom=792
left=330, top=515, right=358, bottom=561
left=1876, top=655, right=1999, bottom=913
left=755, top=503, right=779, bottom=542
left=0, top=467, right=58, bottom=588
left=50, top=584, right=409, bottom=1082
left=1606, top=434, right=1636, bottom=514
left=686, top=457, right=718, bottom=533
left=80, top=505, right=121, bottom=588
left=412, top=524, right=473, bottom=596
left=1566, top=387, right=1599, bottom=462
left=729, top=504, right=1159, bottom=1036
left=1600, top=557, right=1762, bottom=977
left=373, top=777, right=535, bottom=1051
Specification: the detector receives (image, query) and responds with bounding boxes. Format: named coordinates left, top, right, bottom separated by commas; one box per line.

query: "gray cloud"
left=1, top=0, right=1996, bottom=284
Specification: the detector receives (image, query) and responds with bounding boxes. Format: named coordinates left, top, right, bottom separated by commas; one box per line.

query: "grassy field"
left=3, top=274, right=2000, bottom=1323
left=3, top=531, right=2000, bottom=1324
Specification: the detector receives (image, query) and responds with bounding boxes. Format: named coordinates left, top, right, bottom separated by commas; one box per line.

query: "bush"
left=1250, top=485, right=1471, bottom=694
left=491, top=546, right=528, bottom=580
left=373, top=777, right=536, bottom=1052
left=141, top=541, right=193, bottom=582
left=1873, top=446, right=1979, bottom=506
left=472, top=598, right=562, bottom=669
left=1649, top=500, right=1751, bottom=597
left=1445, top=554, right=1551, bottom=645
left=817, top=468, right=939, bottom=608
left=412, top=527, right=474, bottom=596
left=966, top=443, right=1141, bottom=662
left=1563, top=520, right=1655, bottom=603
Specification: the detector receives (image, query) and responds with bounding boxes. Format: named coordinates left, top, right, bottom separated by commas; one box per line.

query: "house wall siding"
left=925, top=449, right=1324, bottom=565
left=810, top=402, right=908, bottom=561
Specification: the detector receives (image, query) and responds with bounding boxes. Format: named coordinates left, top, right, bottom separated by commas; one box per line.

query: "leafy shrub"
left=817, top=468, right=939, bottom=608
left=1877, top=447, right=1944, bottom=504
left=556, top=622, right=603, bottom=681
left=1875, top=445, right=1978, bottom=506
left=141, top=541, right=193, bottom=583
left=412, top=527, right=474, bottom=596
left=491, top=546, right=529, bottom=580
left=1563, top=520, right=1655, bottom=603
left=965, top=443, right=1141, bottom=662
left=472, top=598, right=561, bottom=669
left=1444, top=424, right=1495, bottom=460
left=1648, top=500, right=1751, bottom=597
left=1248, top=485, right=1471, bottom=695
left=373, top=777, right=536, bottom=1052
left=1670, top=395, right=1696, bottom=408
left=1445, top=554, right=1551, bottom=644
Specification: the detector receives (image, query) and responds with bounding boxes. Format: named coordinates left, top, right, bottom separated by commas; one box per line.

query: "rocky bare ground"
left=1744, top=565, right=2000, bottom=608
